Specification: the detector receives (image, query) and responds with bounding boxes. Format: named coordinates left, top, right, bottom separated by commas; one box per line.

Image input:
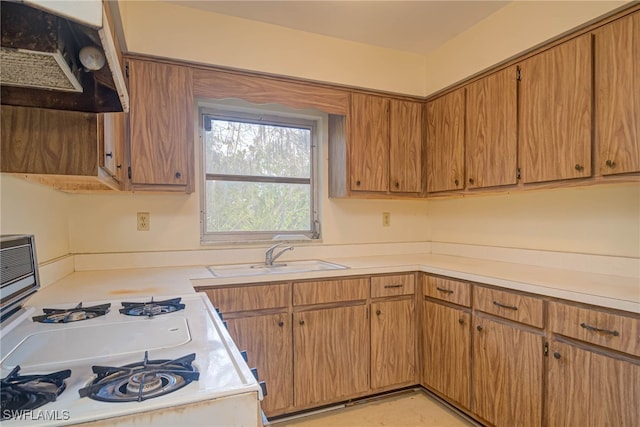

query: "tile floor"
left=270, top=390, right=478, bottom=427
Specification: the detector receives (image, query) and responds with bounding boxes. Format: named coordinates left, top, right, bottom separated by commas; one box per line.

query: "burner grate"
left=0, top=366, right=71, bottom=420
left=119, top=297, right=185, bottom=317
left=78, top=351, right=199, bottom=402
left=32, top=302, right=111, bottom=323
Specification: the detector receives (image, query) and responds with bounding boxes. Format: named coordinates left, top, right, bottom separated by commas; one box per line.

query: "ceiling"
left=167, top=1, right=510, bottom=55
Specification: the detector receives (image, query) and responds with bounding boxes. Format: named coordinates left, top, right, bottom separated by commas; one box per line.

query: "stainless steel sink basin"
left=208, top=259, right=348, bottom=278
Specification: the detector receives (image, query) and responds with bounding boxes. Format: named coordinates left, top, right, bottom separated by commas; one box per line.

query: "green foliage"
left=203, top=117, right=312, bottom=233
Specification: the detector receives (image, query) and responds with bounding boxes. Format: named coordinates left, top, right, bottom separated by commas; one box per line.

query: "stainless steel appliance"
left=0, top=238, right=263, bottom=425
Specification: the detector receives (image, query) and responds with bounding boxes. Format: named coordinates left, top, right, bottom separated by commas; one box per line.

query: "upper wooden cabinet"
left=346, top=93, right=423, bottom=195
left=425, top=87, right=465, bottom=193
left=519, top=34, right=592, bottom=184
left=349, top=93, right=390, bottom=192
left=465, top=67, right=518, bottom=189
left=1, top=106, right=121, bottom=191
left=594, top=11, right=640, bottom=176
left=127, top=59, right=194, bottom=192
left=389, top=99, right=423, bottom=193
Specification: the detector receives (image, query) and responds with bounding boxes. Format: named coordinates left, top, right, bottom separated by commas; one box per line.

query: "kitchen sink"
left=208, top=259, right=348, bottom=278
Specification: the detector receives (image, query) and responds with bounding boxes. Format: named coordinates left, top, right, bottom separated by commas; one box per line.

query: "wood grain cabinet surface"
left=472, top=316, right=544, bottom=427
left=0, top=105, right=122, bottom=191
left=423, top=275, right=471, bottom=307
left=519, top=34, right=592, bottom=184
left=422, top=300, right=471, bottom=409
left=546, top=340, right=640, bottom=427
left=425, top=87, right=465, bottom=193
left=474, top=286, right=545, bottom=328
left=370, top=273, right=415, bottom=298
left=389, top=99, right=423, bottom=193
left=127, top=58, right=194, bottom=192
left=594, top=11, right=640, bottom=176
left=293, top=305, right=369, bottom=408
left=465, top=67, right=518, bottom=189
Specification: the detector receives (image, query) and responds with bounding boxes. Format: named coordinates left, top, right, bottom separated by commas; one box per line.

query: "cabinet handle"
left=605, top=159, right=616, bottom=168
left=356, top=180, right=361, bottom=186
left=493, top=301, right=518, bottom=311
left=376, top=309, right=381, bottom=316
left=574, top=164, right=584, bottom=172
left=580, top=322, right=619, bottom=336
left=458, top=318, right=465, bottom=325
left=436, top=287, right=454, bottom=294
left=105, top=152, right=113, bottom=158
left=278, top=320, right=284, bottom=327
left=476, top=325, right=483, bottom=332
left=468, top=177, right=474, bottom=185
left=394, top=181, right=400, bottom=188
left=116, top=164, right=122, bottom=169
left=299, top=319, right=305, bottom=325
left=454, top=179, right=459, bottom=186
left=384, top=284, right=403, bottom=289
left=175, top=172, right=182, bottom=179
left=553, top=352, right=561, bottom=359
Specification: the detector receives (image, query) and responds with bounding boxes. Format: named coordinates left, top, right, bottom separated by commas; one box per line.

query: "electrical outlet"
left=137, top=212, right=150, bottom=231
left=382, top=212, right=391, bottom=227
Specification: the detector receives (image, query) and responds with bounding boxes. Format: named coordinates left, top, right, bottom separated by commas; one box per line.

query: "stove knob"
left=240, top=351, right=248, bottom=362
left=251, top=367, right=259, bottom=380
left=259, top=381, right=268, bottom=397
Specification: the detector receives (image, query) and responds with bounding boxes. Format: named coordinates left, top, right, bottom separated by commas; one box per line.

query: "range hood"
left=0, top=0, right=129, bottom=113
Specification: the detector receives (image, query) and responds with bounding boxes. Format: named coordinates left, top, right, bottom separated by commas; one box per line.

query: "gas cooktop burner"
left=0, top=366, right=71, bottom=420
left=32, top=303, right=111, bottom=323
left=78, top=351, right=199, bottom=402
left=119, top=297, right=185, bottom=317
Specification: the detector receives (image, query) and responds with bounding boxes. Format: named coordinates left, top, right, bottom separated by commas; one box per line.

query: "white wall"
left=0, top=175, right=71, bottom=262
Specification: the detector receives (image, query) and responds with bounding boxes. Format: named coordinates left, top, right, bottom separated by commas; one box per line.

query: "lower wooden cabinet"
left=293, top=305, right=369, bottom=408
left=422, top=300, right=471, bottom=409
left=371, top=298, right=416, bottom=390
left=472, top=316, right=544, bottom=427
left=225, top=314, right=292, bottom=416
left=546, top=340, right=640, bottom=427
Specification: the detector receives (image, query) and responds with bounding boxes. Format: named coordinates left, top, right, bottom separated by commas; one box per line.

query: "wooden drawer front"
left=293, top=278, right=369, bottom=306
left=548, top=301, right=640, bottom=357
left=371, top=274, right=415, bottom=298
left=423, top=275, right=471, bottom=307
left=204, top=283, right=289, bottom=313
left=474, top=286, right=544, bottom=328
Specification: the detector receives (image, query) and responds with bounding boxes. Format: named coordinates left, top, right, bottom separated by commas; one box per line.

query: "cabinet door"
left=546, top=340, right=640, bottom=427
left=594, top=12, right=640, bottom=176
left=389, top=100, right=422, bottom=193
left=225, top=314, right=292, bottom=416
left=472, top=317, right=543, bottom=427
left=128, top=59, right=193, bottom=189
left=371, top=299, right=416, bottom=390
left=423, top=300, right=471, bottom=409
left=519, top=34, right=592, bottom=183
left=425, top=88, right=465, bottom=192
left=293, top=305, right=369, bottom=408
left=465, top=67, right=518, bottom=189
left=101, top=113, right=125, bottom=182
left=349, top=93, right=389, bottom=192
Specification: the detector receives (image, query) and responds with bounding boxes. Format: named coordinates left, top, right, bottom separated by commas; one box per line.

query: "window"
left=200, top=103, right=320, bottom=242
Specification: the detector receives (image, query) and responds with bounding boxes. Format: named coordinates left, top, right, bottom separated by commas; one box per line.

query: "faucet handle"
left=266, top=242, right=286, bottom=252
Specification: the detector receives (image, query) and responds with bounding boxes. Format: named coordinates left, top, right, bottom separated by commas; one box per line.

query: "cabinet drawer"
left=474, top=286, right=544, bottom=328
left=548, top=301, right=640, bottom=357
left=423, top=275, right=470, bottom=307
left=204, top=283, right=289, bottom=313
left=371, top=274, right=415, bottom=298
left=293, top=278, right=369, bottom=306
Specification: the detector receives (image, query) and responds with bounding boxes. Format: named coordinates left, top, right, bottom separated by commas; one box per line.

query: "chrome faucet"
left=265, top=242, right=293, bottom=267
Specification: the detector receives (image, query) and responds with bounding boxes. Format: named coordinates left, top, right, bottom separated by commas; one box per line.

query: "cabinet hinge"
left=544, top=342, right=549, bottom=357
left=516, top=67, right=521, bottom=81
left=127, top=166, right=132, bottom=180
left=516, top=167, right=521, bottom=180
left=125, top=63, right=129, bottom=79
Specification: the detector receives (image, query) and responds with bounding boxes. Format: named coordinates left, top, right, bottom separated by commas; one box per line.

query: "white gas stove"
left=0, top=293, right=263, bottom=426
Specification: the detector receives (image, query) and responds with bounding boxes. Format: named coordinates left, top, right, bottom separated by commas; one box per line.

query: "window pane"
left=204, top=118, right=311, bottom=178
left=205, top=180, right=311, bottom=233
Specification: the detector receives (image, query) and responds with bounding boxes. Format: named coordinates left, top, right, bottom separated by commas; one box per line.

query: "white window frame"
left=199, top=102, right=321, bottom=243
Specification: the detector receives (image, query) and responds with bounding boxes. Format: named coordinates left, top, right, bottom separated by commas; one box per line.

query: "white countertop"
left=29, top=254, right=640, bottom=314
